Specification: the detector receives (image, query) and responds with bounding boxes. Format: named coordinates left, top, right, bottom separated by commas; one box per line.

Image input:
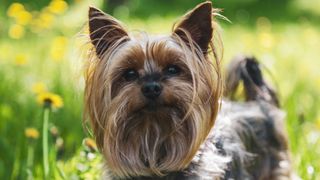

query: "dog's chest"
left=112, top=100, right=281, bottom=180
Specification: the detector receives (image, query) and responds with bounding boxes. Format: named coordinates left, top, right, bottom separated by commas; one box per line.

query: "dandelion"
left=50, top=36, right=68, bottom=61
left=7, top=3, right=25, bottom=18
left=36, top=92, right=63, bottom=176
left=25, top=128, right=40, bottom=139
left=38, top=12, right=55, bottom=29
left=14, top=54, right=27, bottom=65
left=7, top=2, right=32, bottom=25
left=8, top=24, right=25, bottom=39
left=83, top=138, right=97, bottom=152
left=39, top=93, right=62, bottom=178
left=32, top=82, right=47, bottom=94
left=15, top=10, right=33, bottom=25
left=48, top=0, right=68, bottom=15
left=259, top=32, right=274, bottom=49
left=37, top=92, right=63, bottom=109
left=25, top=127, right=39, bottom=179
left=38, top=92, right=63, bottom=178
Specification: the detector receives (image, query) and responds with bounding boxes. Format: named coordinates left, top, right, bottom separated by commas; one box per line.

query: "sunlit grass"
left=0, top=0, right=319, bottom=179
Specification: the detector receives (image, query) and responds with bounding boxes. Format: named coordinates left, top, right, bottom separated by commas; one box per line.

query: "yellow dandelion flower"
left=50, top=36, right=68, bottom=61
left=48, top=0, right=68, bottom=15
left=8, top=24, right=25, bottom=39
left=259, top=32, right=274, bottom=49
left=37, top=92, right=63, bottom=109
left=7, top=3, right=25, bottom=18
left=84, top=138, right=97, bottom=151
left=15, top=10, right=33, bottom=25
left=25, top=128, right=40, bottom=139
left=32, top=82, right=47, bottom=94
left=14, top=54, right=27, bottom=65
left=39, top=12, right=55, bottom=29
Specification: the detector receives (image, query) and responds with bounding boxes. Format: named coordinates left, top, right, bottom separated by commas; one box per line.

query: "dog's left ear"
left=173, top=1, right=213, bottom=54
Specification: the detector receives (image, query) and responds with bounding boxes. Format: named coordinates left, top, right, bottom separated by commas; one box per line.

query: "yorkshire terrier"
left=84, top=1, right=292, bottom=179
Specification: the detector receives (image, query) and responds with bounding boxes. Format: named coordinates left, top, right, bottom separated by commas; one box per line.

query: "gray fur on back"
left=187, top=99, right=289, bottom=180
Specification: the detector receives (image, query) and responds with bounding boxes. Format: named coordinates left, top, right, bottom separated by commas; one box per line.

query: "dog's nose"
left=141, top=82, right=162, bottom=99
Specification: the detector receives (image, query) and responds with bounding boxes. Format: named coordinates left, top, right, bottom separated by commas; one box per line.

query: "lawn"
left=0, top=0, right=319, bottom=179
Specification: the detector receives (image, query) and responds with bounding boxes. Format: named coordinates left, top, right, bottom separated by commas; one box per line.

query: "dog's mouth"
left=143, top=100, right=165, bottom=112
left=128, top=100, right=183, bottom=120
left=128, top=98, right=166, bottom=112
left=140, top=99, right=183, bottom=114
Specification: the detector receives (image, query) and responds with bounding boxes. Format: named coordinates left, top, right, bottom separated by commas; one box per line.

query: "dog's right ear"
left=88, top=7, right=129, bottom=58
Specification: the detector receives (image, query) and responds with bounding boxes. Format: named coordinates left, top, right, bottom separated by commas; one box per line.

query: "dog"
left=84, top=1, right=292, bottom=179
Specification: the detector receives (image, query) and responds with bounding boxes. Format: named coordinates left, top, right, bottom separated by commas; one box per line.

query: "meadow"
left=0, top=0, right=319, bottom=179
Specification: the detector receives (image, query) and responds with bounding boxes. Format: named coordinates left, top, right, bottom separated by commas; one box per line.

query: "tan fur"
left=84, top=2, right=223, bottom=178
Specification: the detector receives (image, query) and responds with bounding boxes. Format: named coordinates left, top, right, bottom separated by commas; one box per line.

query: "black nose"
left=141, top=82, right=162, bottom=99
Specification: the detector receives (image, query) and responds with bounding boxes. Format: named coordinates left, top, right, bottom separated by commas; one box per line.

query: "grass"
left=0, top=0, right=319, bottom=179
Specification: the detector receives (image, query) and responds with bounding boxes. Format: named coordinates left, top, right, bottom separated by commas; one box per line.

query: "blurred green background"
left=0, top=0, right=319, bottom=179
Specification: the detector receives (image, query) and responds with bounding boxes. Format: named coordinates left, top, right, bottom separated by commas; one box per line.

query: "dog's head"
left=85, top=1, right=222, bottom=178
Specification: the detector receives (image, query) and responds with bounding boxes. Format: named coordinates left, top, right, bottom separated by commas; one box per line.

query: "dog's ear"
left=88, top=7, right=129, bottom=58
left=173, top=1, right=213, bottom=54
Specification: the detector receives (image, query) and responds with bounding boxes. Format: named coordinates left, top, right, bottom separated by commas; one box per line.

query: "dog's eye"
left=123, top=69, right=139, bottom=81
left=164, top=65, right=181, bottom=76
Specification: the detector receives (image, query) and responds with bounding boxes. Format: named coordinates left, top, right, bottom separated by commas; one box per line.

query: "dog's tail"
left=224, top=55, right=279, bottom=107
left=222, top=55, right=296, bottom=179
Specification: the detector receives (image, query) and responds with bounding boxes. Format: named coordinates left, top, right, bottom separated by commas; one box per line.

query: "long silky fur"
left=83, top=2, right=293, bottom=180
left=84, top=6, right=223, bottom=178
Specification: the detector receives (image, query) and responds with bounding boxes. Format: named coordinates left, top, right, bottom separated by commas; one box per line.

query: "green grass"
left=0, top=1, right=319, bottom=179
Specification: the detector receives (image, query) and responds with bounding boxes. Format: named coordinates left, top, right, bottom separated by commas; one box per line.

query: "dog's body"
left=103, top=58, right=291, bottom=180
left=84, top=2, right=292, bottom=180
left=102, top=100, right=291, bottom=180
